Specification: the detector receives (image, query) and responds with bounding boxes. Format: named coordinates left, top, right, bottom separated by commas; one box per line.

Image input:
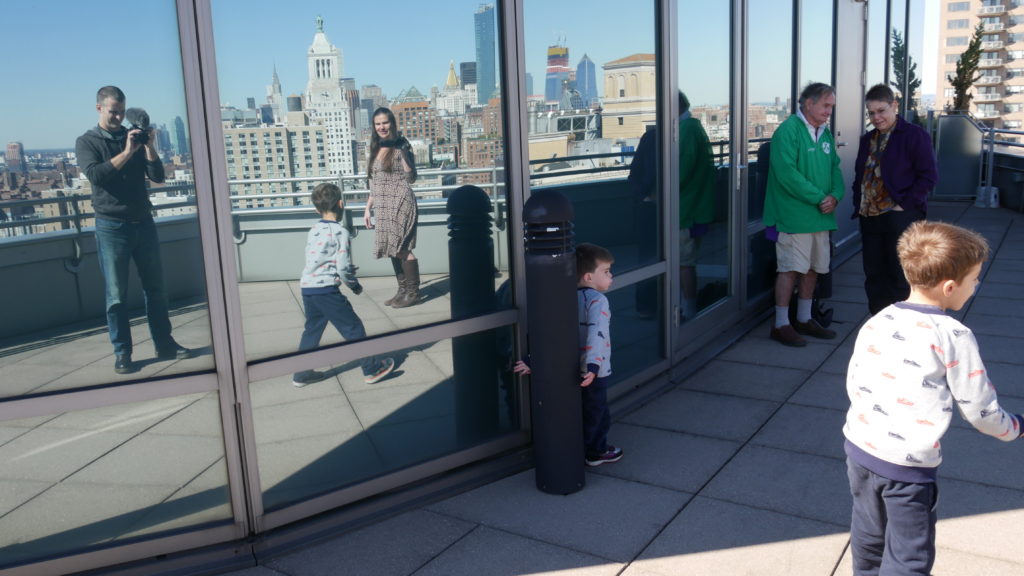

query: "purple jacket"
left=851, top=115, right=937, bottom=218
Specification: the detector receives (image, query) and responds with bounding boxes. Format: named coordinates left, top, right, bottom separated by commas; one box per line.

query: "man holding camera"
left=76, top=85, right=191, bottom=374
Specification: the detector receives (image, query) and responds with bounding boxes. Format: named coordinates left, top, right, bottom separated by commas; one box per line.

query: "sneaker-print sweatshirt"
left=844, top=302, right=1023, bottom=482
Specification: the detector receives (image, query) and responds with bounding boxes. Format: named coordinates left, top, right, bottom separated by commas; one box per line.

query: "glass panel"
left=903, top=0, right=926, bottom=121
left=800, top=0, right=834, bottom=88
left=0, top=393, right=232, bottom=569
left=523, top=0, right=663, bottom=387
left=210, top=1, right=510, bottom=361
left=866, top=0, right=889, bottom=90
left=890, top=0, right=909, bottom=115
left=747, top=0, right=794, bottom=303
left=252, top=330, right=520, bottom=511
left=0, top=1, right=214, bottom=397
left=524, top=0, right=658, bottom=272
left=678, top=0, right=732, bottom=323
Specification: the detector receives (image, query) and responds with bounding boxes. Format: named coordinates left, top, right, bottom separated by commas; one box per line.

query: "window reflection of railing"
left=0, top=183, right=196, bottom=239
left=0, top=166, right=509, bottom=241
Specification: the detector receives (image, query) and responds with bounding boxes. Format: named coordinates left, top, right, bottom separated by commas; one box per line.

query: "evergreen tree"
left=947, top=23, right=985, bottom=112
left=890, top=29, right=921, bottom=114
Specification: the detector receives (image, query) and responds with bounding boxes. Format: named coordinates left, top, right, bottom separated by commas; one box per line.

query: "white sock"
left=797, top=298, right=813, bottom=323
left=775, top=306, right=790, bottom=328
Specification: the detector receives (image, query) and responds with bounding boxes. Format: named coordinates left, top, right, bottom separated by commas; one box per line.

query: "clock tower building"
left=304, top=16, right=356, bottom=177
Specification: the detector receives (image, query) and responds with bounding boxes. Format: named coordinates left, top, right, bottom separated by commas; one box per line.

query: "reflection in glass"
left=0, top=0, right=213, bottom=398
left=866, top=0, right=889, bottom=89
left=679, top=0, right=731, bottom=323
left=604, top=283, right=665, bottom=382
left=525, top=0, right=657, bottom=274
left=902, top=0, right=926, bottom=121
left=252, top=331, right=520, bottom=511
left=800, top=0, right=833, bottom=88
left=747, top=0, right=794, bottom=304
left=210, top=1, right=510, bottom=361
left=0, top=393, right=231, bottom=569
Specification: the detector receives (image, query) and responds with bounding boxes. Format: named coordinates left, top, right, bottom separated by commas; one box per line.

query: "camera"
left=125, top=107, right=152, bottom=145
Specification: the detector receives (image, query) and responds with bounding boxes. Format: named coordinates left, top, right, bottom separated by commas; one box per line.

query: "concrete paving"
left=218, top=202, right=1024, bottom=576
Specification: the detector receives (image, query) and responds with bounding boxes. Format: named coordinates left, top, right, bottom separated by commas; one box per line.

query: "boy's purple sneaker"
left=585, top=445, right=623, bottom=467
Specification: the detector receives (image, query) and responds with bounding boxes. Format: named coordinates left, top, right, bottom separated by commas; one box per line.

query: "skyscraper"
left=303, top=16, right=356, bottom=176
left=460, top=61, right=477, bottom=87
left=576, top=54, right=598, bottom=107
left=545, top=44, right=570, bottom=104
left=6, top=142, right=26, bottom=174
left=172, top=116, right=190, bottom=157
left=525, top=72, right=534, bottom=97
left=266, top=65, right=285, bottom=123
left=474, top=4, right=496, bottom=104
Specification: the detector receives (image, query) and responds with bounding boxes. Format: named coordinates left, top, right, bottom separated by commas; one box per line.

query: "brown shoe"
left=770, top=324, right=807, bottom=347
left=793, top=318, right=836, bottom=340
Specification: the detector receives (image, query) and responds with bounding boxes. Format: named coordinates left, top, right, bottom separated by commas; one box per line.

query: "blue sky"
left=2, top=0, right=933, bottom=151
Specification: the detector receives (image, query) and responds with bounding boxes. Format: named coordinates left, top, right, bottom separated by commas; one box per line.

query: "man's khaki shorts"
left=776, top=230, right=830, bottom=274
left=679, top=228, right=698, bottom=267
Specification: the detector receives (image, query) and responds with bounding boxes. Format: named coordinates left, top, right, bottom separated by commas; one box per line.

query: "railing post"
left=523, top=189, right=585, bottom=495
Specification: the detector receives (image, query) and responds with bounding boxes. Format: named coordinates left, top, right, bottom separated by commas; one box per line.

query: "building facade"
left=937, top=0, right=1024, bottom=128
left=303, top=17, right=357, bottom=176
left=474, top=4, right=497, bottom=104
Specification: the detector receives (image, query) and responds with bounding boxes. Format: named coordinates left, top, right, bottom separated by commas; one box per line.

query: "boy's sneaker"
left=292, top=370, right=326, bottom=388
left=585, top=445, right=623, bottom=467
left=364, top=357, right=396, bottom=384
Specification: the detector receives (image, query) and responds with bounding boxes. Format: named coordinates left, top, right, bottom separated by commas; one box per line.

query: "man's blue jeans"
left=94, top=217, right=173, bottom=356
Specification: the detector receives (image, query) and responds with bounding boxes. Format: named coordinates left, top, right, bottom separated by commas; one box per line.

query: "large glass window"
left=0, top=392, right=231, bottom=569
left=211, top=1, right=511, bottom=363
left=678, top=0, right=731, bottom=323
left=747, top=0, right=794, bottom=301
left=523, top=0, right=663, bottom=386
left=252, top=330, right=519, bottom=511
left=0, top=2, right=213, bottom=396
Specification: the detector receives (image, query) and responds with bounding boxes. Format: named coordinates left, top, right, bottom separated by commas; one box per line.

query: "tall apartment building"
left=474, top=4, right=497, bottom=104
left=303, top=17, right=357, bottom=176
left=937, top=0, right=1024, bottom=128
left=545, top=44, right=571, bottom=104
left=222, top=109, right=327, bottom=209
left=6, top=142, right=26, bottom=173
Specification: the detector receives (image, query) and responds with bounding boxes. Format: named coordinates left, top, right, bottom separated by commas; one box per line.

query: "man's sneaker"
left=114, top=354, right=134, bottom=374
left=585, top=445, right=624, bottom=467
left=793, top=318, right=837, bottom=340
left=156, top=342, right=193, bottom=360
left=770, top=324, right=807, bottom=347
left=364, top=357, right=396, bottom=384
left=292, top=370, right=327, bottom=388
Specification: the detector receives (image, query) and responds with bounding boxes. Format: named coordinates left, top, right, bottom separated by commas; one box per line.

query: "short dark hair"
left=798, top=82, right=835, bottom=108
left=96, top=86, right=125, bottom=105
left=311, top=182, right=343, bottom=215
left=679, top=91, right=690, bottom=114
left=576, top=242, right=614, bottom=281
left=898, top=221, right=989, bottom=287
left=865, top=83, right=896, bottom=105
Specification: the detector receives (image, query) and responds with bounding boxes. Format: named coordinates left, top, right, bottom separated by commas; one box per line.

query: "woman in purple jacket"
left=852, top=84, right=938, bottom=314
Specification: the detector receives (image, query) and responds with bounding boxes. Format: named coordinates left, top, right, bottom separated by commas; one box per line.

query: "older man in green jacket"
left=764, top=82, right=845, bottom=347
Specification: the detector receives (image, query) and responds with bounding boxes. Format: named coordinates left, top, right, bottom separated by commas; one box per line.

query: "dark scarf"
left=379, top=137, right=407, bottom=148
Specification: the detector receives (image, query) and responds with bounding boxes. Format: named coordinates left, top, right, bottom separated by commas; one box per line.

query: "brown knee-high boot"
left=384, top=257, right=405, bottom=306
left=392, top=259, right=421, bottom=308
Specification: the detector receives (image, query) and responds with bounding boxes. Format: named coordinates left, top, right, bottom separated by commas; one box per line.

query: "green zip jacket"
left=764, top=113, right=844, bottom=234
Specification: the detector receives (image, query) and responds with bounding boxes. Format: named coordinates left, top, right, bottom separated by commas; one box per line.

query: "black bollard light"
left=448, top=185, right=499, bottom=444
left=523, top=189, right=585, bottom=495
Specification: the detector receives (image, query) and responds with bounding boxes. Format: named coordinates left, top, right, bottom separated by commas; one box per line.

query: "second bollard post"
left=523, top=189, right=585, bottom=495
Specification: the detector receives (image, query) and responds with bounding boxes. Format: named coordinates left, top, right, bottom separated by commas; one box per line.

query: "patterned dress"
left=369, top=150, right=417, bottom=259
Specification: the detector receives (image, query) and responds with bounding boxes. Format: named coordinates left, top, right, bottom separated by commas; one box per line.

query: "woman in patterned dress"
left=363, top=107, right=422, bottom=307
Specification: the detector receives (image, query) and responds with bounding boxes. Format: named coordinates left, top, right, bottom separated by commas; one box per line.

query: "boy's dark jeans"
left=296, top=291, right=381, bottom=376
left=582, top=376, right=611, bottom=459
left=847, top=458, right=937, bottom=576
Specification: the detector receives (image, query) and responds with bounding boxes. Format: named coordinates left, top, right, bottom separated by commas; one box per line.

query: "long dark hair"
left=369, top=107, right=404, bottom=178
